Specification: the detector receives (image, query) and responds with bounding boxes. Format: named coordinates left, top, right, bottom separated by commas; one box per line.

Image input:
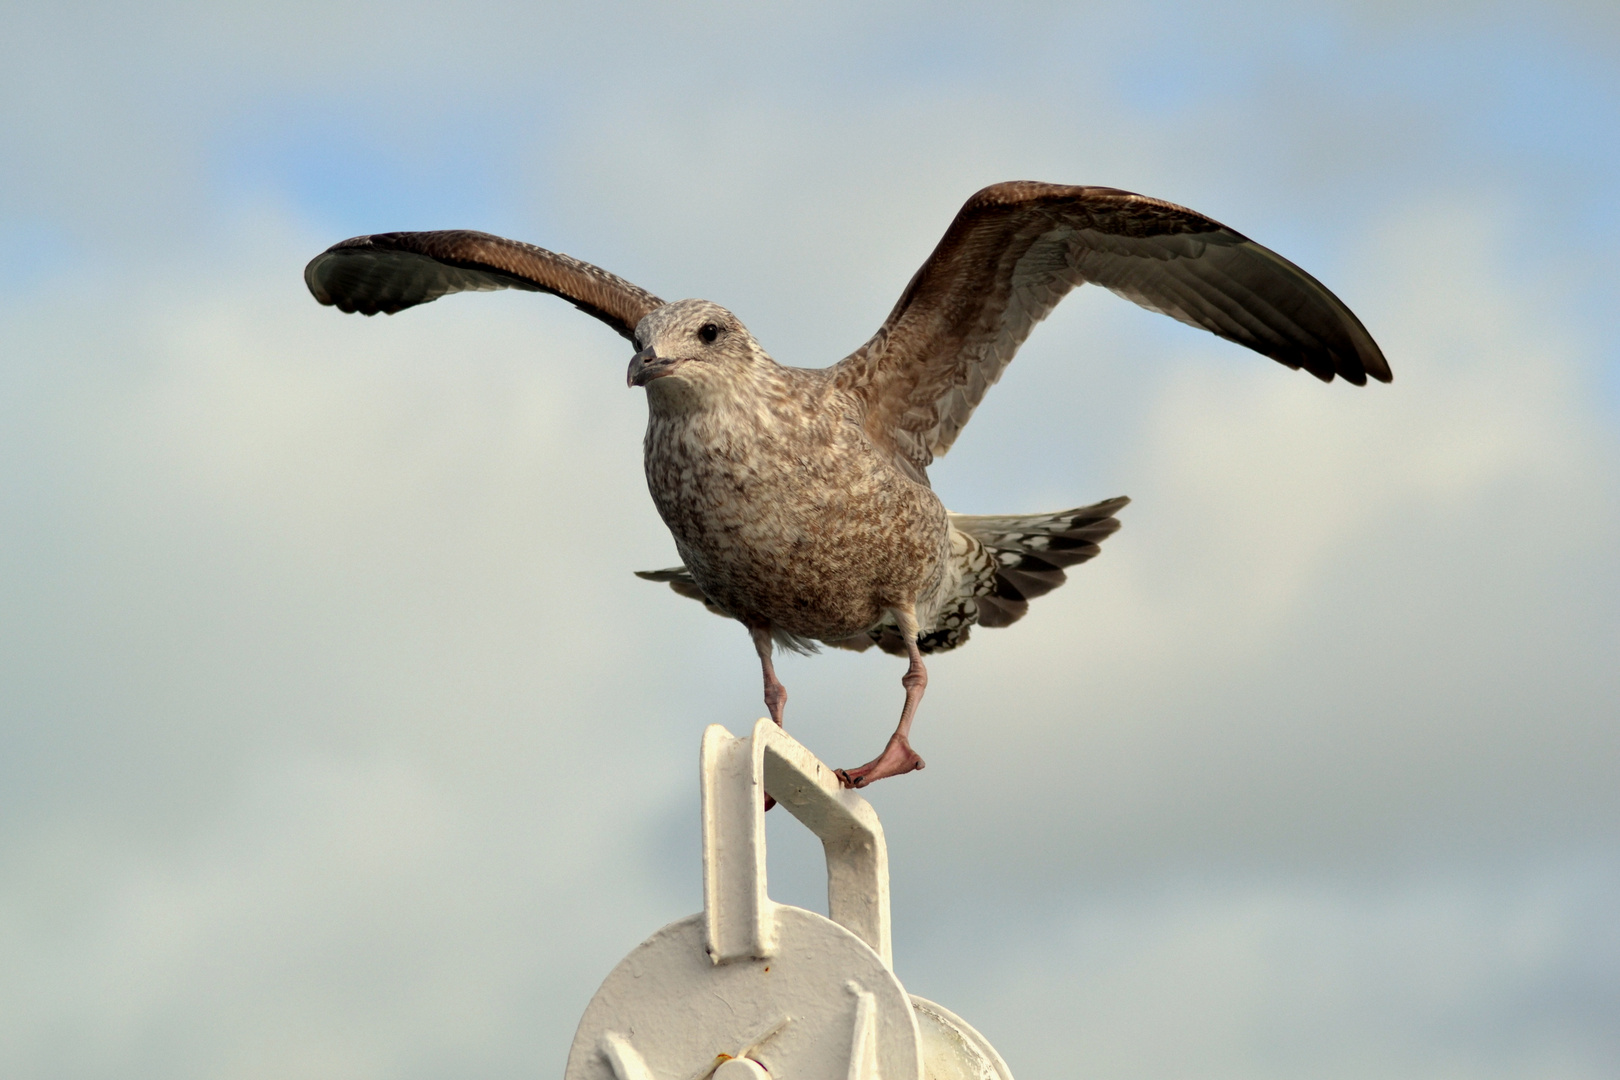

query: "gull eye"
left=698, top=322, right=720, bottom=344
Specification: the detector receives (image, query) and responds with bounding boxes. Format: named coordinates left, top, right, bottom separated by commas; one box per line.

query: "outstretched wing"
left=833, top=182, right=1389, bottom=477
left=305, top=230, right=664, bottom=342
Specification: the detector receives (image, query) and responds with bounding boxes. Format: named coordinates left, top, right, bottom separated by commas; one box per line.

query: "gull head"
left=626, top=300, right=773, bottom=402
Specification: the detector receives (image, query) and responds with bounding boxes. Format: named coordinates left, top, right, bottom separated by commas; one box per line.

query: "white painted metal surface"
left=910, top=998, right=1013, bottom=1080
left=564, top=719, right=1014, bottom=1080
left=702, top=719, right=892, bottom=968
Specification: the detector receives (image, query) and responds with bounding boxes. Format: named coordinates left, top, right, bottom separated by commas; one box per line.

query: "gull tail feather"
left=951, top=495, right=1130, bottom=631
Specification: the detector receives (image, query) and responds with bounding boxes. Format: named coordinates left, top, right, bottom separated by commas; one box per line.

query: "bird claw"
left=835, top=734, right=925, bottom=788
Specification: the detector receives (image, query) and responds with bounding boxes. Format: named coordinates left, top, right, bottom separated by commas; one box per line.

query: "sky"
left=2, top=2, right=1617, bottom=1078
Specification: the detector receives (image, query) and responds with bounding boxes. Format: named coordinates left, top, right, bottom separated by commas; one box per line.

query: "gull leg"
left=750, top=625, right=786, bottom=812
left=750, top=625, right=787, bottom=726
left=837, top=609, right=928, bottom=788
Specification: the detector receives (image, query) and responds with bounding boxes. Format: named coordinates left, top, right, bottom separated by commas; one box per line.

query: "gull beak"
left=626, top=346, right=676, bottom=388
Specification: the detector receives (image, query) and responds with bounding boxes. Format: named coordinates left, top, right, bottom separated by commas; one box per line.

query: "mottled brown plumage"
left=305, top=181, right=1389, bottom=787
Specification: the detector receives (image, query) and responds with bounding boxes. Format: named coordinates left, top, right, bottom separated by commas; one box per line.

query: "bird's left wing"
left=832, top=182, right=1388, bottom=478
left=305, top=230, right=663, bottom=342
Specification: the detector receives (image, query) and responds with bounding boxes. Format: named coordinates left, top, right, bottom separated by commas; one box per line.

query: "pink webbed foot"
left=835, top=733, right=926, bottom=789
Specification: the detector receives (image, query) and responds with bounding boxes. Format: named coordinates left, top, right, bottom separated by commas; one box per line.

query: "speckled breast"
left=644, top=415, right=949, bottom=640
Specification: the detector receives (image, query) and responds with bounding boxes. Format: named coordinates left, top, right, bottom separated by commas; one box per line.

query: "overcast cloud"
left=2, top=3, right=1617, bottom=1079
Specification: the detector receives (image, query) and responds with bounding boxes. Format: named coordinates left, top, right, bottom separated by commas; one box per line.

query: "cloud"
left=1, top=4, right=1616, bottom=1078
left=923, top=859, right=1620, bottom=1080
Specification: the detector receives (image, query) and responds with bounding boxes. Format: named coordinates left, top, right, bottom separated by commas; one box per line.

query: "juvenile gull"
left=305, top=181, right=1389, bottom=787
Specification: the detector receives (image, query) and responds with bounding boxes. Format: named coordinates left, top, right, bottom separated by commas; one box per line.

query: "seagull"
left=305, top=181, right=1389, bottom=787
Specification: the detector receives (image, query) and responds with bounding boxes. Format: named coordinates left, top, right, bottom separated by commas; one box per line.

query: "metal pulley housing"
left=565, top=720, right=1013, bottom=1080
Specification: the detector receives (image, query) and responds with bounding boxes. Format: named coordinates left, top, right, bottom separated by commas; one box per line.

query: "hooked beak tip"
left=627, top=346, right=672, bottom=388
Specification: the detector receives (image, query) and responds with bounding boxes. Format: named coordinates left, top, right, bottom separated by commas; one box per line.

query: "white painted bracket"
left=701, top=719, right=893, bottom=969
left=598, top=1032, right=656, bottom=1080
left=845, top=981, right=881, bottom=1080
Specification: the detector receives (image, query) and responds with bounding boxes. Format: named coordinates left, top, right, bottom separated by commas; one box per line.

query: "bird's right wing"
left=305, top=230, right=664, bottom=342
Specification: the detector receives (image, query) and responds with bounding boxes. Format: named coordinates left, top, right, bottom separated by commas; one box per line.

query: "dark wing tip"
left=1365, top=346, right=1394, bottom=384
left=1221, top=238, right=1392, bottom=387
left=1265, top=346, right=1388, bottom=386
left=303, top=243, right=350, bottom=308
left=1326, top=328, right=1392, bottom=386
left=302, top=230, right=538, bottom=318
left=304, top=235, right=419, bottom=316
